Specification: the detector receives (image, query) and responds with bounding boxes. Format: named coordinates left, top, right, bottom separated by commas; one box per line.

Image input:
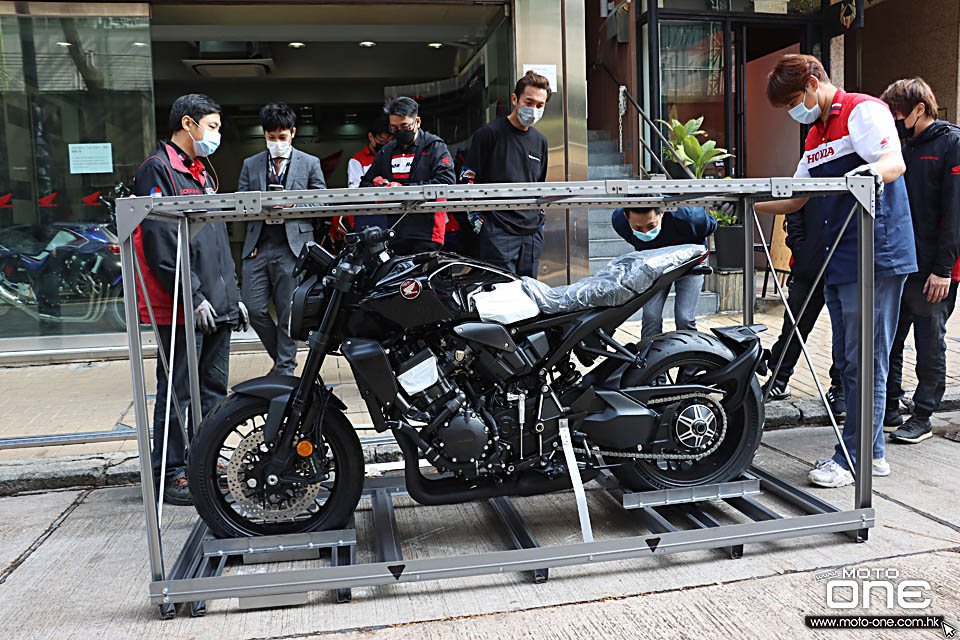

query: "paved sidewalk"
left=0, top=425, right=958, bottom=640
left=2, top=299, right=960, bottom=463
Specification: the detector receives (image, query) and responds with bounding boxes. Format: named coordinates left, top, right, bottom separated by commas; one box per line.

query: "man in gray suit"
left=239, top=103, right=326, bottom=375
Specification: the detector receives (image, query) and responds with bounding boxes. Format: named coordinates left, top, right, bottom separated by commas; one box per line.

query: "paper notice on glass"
left=69, top=143, right=113, bottom=174
left=522, top=64, right=558, bottom=92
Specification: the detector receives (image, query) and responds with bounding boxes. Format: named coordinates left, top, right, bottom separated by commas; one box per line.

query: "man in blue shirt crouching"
left=612, top=204, right=717, bottom=340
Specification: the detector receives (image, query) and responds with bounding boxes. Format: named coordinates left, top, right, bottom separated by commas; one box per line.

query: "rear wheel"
left=189, top=393, right=364, bottom=538
left=610, top=331, right=763, bottom=491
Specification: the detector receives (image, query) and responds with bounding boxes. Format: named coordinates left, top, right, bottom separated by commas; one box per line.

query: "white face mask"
left=788, top=87, right=822, bottom=125
left=266, top=139, right=292, bottom=158
left=517, top=105, right=544, bottom=127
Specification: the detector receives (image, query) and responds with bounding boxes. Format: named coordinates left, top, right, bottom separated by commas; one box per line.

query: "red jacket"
left=132, top=141, right=239, bottom=325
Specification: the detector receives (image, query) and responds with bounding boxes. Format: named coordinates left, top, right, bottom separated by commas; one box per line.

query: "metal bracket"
left=605, top=179, right=631, bottom=194
left=769, top=178, right=794, bottom=199
left=116, top=196, right=154, bottom=242
left=235, top=191, right=262, bottom=215
left=845, top=175, right=877, bottom=218
left=422, top=185, right=449, bottom=200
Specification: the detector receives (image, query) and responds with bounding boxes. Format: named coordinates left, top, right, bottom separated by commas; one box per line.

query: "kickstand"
left=559, top=418, right=594, bottom=542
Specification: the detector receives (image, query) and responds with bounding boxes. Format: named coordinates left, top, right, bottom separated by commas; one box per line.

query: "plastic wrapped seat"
left=520, top=244, right=706, bottom=315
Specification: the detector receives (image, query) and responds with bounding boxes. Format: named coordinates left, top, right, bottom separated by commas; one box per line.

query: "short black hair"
left=168, top=93, right=221, bottom=136
left=368, top=115, right=390, bottom=136
left=259, top=102, right=297, bottom=133
left=384, top=96, right=419, bottom=118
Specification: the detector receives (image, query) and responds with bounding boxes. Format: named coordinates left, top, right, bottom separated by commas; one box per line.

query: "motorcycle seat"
left=519, top=244, right=707, bottom=315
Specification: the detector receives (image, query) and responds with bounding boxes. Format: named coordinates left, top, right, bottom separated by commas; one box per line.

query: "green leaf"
left=682, top=136, right=702, bottom=164
left=684, top=116, right=704, bottom=136
left=702, top=140, right=716, bottom=154
left=672, top=122, right=687, bottom=142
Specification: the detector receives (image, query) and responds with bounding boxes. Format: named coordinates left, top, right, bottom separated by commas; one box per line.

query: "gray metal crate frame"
left=115, top=177, right=879, bottom=617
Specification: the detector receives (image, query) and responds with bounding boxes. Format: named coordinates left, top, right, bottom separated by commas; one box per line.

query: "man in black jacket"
left=133, top=93, right=246, bottom=505
left=460, top=70, right=551, bottom=277
left=880, top=78, right=960, bottom=443
left=360, top=97, right=456, bottom=254
left=763, top=207, right=844, bottom=411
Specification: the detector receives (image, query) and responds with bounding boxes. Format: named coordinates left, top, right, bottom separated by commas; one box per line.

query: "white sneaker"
left=808, top=459, right=854, bottom=488
left=872, top=457, right=891, bottom=477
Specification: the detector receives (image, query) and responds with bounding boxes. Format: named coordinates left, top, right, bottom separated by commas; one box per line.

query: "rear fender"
left=694, top=329, right=763, bottom=408
left=231, top=374, right=346, bottom=444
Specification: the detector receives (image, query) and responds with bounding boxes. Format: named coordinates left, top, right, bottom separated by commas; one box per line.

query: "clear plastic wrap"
left=520, top=244, right=706, bottom=315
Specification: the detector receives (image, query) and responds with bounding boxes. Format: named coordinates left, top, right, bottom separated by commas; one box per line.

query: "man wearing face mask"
left=133, top=93, right=246, bottom=505
left=238, top=102, right=326, bottom=377
left=879, top=78, right=960, bottom=445
left=360, top=96, right=455, bottom=254
left=754, top=55, right=917, bottom=488
left=460, top=71, right=551, bottom=277
left=611, top=203, right=717, bottom=339
left=332, top=116, right=393, bottom=241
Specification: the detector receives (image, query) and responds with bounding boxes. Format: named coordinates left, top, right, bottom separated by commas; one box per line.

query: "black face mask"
left=374, top=142, right=385, bottom=153
left=393, top=128, right=416, bottom=147
left=895, top=118, right=915, bottom=140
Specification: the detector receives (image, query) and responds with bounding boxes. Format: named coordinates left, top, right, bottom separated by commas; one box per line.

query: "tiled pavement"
left=2, top=296, right=959, bottom=462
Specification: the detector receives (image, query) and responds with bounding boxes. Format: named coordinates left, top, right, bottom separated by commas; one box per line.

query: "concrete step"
left=588, top=222, right=622, bottom=241
left=590, top=237, right=635, bottom=258
left=590, top=207, right=619, bottom=223
left=588, top=151, right=626, bottom=166
left=587, top=139, right=619, bottom=155
left=588, top=164, right=633, bottom=179
left=588, top=129, right=611, bottom=142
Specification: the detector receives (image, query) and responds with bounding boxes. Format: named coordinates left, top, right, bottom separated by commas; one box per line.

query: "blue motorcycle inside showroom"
left=189, top=226, right=767, bottom=539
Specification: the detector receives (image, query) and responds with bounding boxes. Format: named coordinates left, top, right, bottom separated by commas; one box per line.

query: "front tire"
left=610, top=331, right=763, bottom=491
left=189, top=393, right=364, bottom=538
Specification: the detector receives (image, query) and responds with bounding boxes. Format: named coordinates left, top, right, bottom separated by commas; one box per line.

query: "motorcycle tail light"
left=108, top=244, right=121, bottom=254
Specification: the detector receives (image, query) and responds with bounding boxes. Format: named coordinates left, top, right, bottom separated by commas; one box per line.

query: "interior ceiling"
left=150, top=3, right=506, bottom=87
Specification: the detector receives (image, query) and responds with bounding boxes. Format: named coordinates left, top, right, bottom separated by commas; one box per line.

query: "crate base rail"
left=151, top=507, right=874, bottom=607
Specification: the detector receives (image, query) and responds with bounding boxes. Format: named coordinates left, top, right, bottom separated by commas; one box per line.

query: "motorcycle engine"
left=392, top=339, right=564, bottom=479
left=394, top=344, right=489, bottom=466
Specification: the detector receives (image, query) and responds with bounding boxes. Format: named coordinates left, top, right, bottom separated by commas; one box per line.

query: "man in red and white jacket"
left=133, top=93, right=246, bottom=505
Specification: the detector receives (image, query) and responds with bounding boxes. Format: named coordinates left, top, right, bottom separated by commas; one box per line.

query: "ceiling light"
left=56, top=41, right=71, bottom=47
left=427, top=42, right=444, bottom=49
left=288, top=41, right=306, bottom=49
left=359, top=41, right=376, bottom=48
left=132, top=42, right=148, bottom=47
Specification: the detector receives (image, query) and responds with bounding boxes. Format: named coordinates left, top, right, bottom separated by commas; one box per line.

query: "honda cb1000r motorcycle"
left=189, top=227, right=767, bottom=539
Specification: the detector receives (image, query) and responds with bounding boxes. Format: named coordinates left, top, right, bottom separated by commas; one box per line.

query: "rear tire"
left=189, top=393, right=364, bottom=539
left=610, top=331, right=763, bottom=491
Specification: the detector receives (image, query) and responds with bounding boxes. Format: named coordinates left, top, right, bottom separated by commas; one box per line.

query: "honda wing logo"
left=400, top=279, right=421, bottom=300
left=0, top=193, right=12, bottom=208
left=82, top=191, right=103, bottom=206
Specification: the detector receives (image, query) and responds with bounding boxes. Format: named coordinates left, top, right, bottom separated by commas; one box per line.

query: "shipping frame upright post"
left=115, top=177, right=877, bottom=616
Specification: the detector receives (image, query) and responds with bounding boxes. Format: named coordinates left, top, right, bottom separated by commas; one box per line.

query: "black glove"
left=846, top=164, right=884, bottom=198
left=236, top=301, right=249, bottom=332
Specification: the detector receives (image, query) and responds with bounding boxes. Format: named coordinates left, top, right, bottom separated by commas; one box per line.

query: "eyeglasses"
left=389, top=122, right=416, bottom=133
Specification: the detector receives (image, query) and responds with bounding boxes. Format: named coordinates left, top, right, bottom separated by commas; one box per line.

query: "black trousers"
left=152, top=323, right=231, bottom=477
left=768, top=275, right=843, bottom=388
left=466, top=221, right=544, bottom=278
left=886, top=275, right=958, bottom=417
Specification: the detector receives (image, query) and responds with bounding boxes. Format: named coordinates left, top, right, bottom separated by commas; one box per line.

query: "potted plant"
left=656, top=116, right=733, bottom=179
left=712, top=207, right=744, bottom=271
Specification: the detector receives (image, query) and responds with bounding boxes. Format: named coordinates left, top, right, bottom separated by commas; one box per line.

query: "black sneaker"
left=826, top=385, right=845, bottom=418
left=890, top=416, right=933, bottom=444
left=763, top=380, right=791, bottom=402
left=883, top=405, right=904, bottom=432
left=162, top=467, right=193, bottom=506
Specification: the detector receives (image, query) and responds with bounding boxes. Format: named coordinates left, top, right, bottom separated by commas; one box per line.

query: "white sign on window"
left=522, top=64, right=558, bottom=93
left=68, top=143, right=113, bottom=174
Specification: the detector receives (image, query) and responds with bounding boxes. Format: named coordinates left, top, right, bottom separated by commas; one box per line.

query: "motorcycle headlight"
left=289, top=274, right=325, bottom=341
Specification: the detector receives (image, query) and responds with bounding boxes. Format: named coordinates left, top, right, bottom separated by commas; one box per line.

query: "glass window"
left=659, top=21, right=731, bottom=177
left=657, top=0, right=822, bottom=14
left=0, top=9, right=154, bottom=338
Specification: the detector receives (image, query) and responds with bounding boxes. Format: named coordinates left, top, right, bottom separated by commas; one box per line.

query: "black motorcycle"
left=189, top=227, right=766, bottom=539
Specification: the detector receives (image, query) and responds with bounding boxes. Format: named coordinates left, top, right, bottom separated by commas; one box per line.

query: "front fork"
left=263, top=284, right=347, bottom=477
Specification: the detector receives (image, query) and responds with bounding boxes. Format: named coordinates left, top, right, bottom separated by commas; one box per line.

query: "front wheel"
left=188, top=393, right=364, bottom=538
left=610, top=331, right=763, bottom=491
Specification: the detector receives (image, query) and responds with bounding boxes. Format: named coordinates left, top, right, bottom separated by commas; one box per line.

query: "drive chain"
left=573, top=392, right=728, bottom=462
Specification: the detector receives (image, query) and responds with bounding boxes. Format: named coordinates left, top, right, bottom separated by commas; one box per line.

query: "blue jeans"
left=641, top=274, right=704, bottom=340
left=824, top=274, right=906, bottom=469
